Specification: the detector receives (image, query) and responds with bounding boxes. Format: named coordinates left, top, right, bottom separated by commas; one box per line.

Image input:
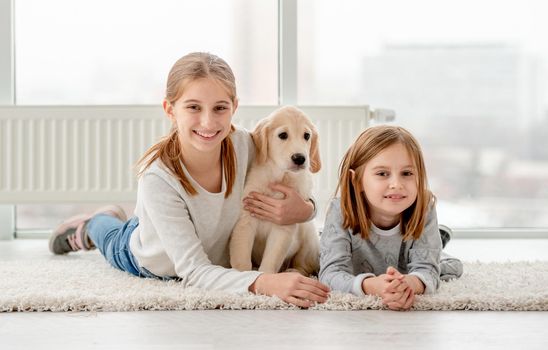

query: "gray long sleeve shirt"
left=319, top=198, right=442, bottom=296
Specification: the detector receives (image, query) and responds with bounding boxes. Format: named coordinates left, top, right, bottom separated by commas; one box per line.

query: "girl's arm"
left=249, top=272, right=330, bottom=308
left=319, top=200, right=375, bottom=296
left=406, top=205, right=442, bottom=294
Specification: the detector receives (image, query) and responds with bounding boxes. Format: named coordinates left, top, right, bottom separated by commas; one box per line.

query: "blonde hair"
left=336, top=125, right=433, bottom=240
left=136, top=52, right=237, bottom=198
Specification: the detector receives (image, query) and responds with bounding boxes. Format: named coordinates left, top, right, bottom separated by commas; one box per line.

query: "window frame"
left=0, top=0, right=15, bottom=240
left=1, top=0, right=546, bottom=238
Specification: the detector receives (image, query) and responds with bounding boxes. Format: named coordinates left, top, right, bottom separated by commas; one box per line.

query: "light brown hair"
left=136, top=52, right=237, bottom=198
left=336, top=125, right=433, bottom=240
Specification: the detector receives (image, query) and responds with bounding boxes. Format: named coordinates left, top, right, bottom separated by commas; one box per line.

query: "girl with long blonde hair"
left=49, top=52, right=329, bottom=308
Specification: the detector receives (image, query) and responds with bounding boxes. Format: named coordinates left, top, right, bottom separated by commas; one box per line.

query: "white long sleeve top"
left=129, top=127, right=262, bottom=293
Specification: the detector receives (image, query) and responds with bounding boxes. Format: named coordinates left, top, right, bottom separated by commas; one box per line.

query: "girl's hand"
left=362, top=267, right=416, bottom=311
left=403, top=274, right=426, bottom=295
left=383, top=286, right=415, bottom=311
left=243, top=183, right=313, bottom=225
left=249, top=272, right=330, bottom=308
left=382, top=267, right=415, bottom=311
left=362, top=267, right=405, bottom=296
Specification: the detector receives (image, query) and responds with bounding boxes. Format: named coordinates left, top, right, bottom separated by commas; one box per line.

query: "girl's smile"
left=194, top=129, right=222, bottom=140
left=384, top=193, right=407, bottom=200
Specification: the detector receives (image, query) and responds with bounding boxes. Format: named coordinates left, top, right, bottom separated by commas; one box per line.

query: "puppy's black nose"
left=291, top=153, right=306, bottom=166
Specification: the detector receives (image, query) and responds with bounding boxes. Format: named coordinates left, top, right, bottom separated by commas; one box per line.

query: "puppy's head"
left=252, top=106, right=321, bottom=173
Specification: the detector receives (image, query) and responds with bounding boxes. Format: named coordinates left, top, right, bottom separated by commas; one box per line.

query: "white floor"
left=1, top=239, right=548, bottom=350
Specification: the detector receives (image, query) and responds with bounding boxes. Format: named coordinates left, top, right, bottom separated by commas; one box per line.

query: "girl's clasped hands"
left=362, top=266, right=421, bottom=311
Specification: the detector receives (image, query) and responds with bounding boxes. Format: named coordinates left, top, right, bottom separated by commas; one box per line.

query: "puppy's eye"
left=304, top=132, right=311, bottom=141
left=278, top=132, right=288, bottom=140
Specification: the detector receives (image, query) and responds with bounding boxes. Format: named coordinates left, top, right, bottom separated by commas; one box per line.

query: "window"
left=15, top=0, right=278, bottom=105
left=12, top=0, right=277, bottom=233
left=4, top=0, right=548, bottom=234
left=297, top=0, right=548, bottom=228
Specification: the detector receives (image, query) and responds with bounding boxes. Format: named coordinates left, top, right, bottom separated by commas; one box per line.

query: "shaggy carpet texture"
left=1, top=252, right=547, bottom=312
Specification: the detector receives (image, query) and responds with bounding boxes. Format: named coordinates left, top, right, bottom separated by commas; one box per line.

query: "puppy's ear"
left=309, top=125, right=321, bottom=173
left=251, top=118, right=270, bottom=164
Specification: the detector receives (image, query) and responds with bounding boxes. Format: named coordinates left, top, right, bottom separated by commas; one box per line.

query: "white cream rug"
left=1, top=252, right=547, bottom=312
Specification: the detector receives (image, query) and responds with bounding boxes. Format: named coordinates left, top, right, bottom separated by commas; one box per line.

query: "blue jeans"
left=86, top=214, right=142, bottom=277
left=87, top=214, right=181, bottom=281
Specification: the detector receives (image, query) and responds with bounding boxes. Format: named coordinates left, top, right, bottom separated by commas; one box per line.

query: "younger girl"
left=49, top=52, right=329, bottom=308
left=319, top=125, right=462, bottom=311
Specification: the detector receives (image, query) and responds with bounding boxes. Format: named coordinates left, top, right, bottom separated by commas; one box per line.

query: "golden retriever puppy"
left=229, top=106, right=321, bottom=276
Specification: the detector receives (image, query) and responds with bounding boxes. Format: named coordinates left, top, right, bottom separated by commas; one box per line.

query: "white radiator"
left=0, top=105, right=370, bottom=222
